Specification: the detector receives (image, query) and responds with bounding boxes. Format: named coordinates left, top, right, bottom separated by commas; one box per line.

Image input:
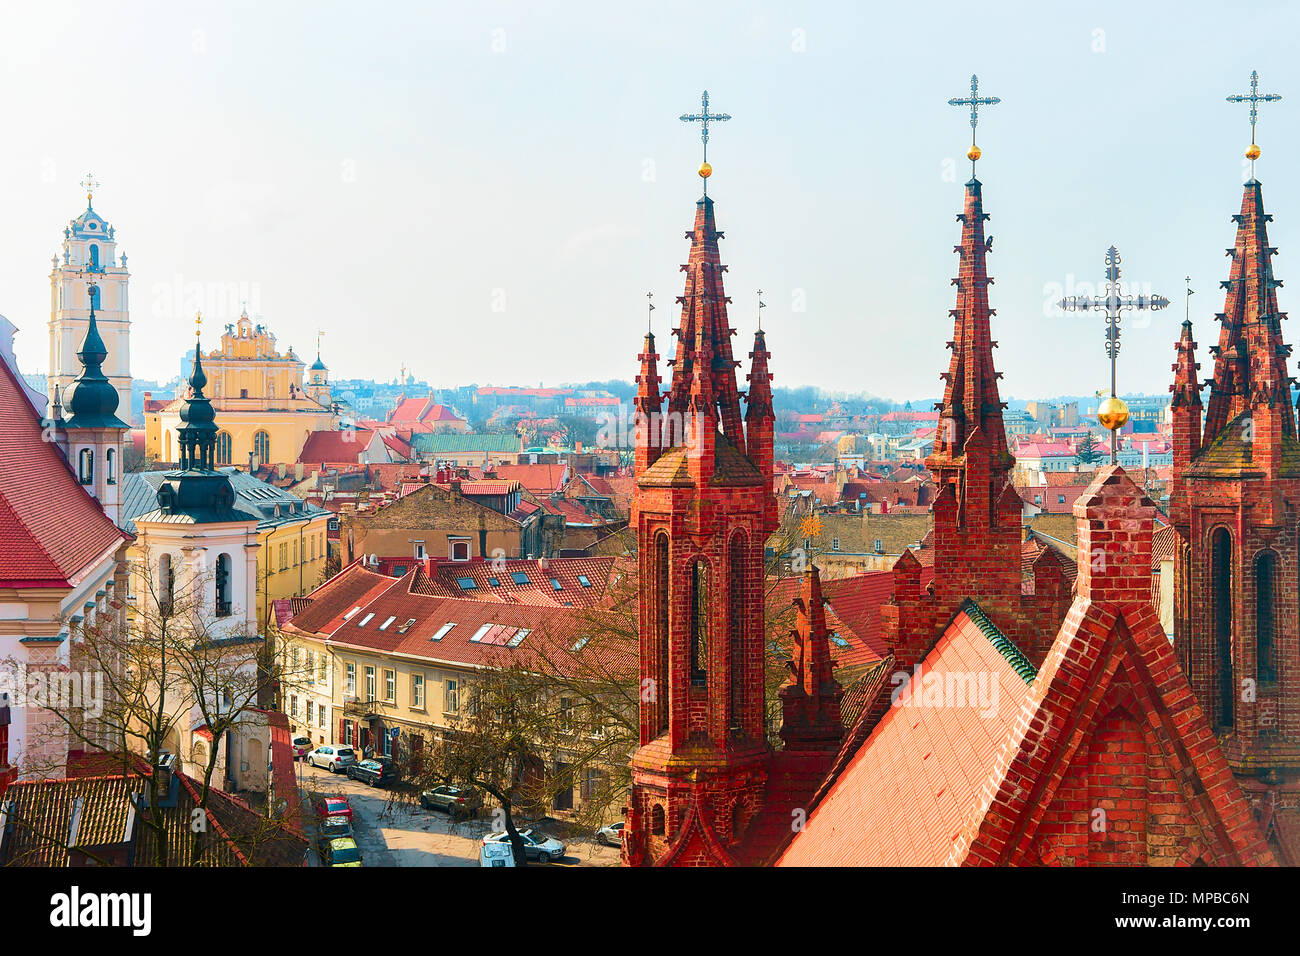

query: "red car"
left=315, top=796, right=353, bottom=823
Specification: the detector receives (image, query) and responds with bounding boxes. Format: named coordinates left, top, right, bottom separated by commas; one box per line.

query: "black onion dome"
left=64, top=306, right=127, bottom=429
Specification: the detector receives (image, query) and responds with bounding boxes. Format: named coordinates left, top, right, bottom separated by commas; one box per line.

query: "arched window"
left=1255, top=551, right=1277, bottom=684
left=253, top=430, right=271, bottom=465
left=651, top=804, right=665, bottom=836
left=78, top=448, right=94, bottom=485
left=215, top=553, right=233, bottom=618
left=158, top=554, right=174, bottom=614
left=728, top=534, right=746, bottom=732
left=654, top=533, right=670, bottom=734
left=215, top=432, right=232, bottom=465
left=1211, top=528, right=1234, bottom=728
left=689, top=560, right=709, bottom=687
left=88, top=245, right=100, bottom=271
left=105, top=447, right=116, bottom=484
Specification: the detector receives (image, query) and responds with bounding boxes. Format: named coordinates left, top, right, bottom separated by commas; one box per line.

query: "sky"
left=2, top=0, right=1298, bottom=403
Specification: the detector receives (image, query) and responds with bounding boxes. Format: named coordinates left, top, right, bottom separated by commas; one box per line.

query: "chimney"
left=295, top=462, right=304, bottom=481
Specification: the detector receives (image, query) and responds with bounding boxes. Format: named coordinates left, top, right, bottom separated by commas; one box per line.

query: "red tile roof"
left=282, top=560, right=399, bottom=636
left=298, top=429, right=373, bottom=466
left=489, top=463, right=567, bottom=495
left=778, top=604, right=1038, bottom=866
left=0, top=354, right=128, bottom=588
left=410, top=556, right=615, bottom=607
left=326, top=566, right=634, bottom=678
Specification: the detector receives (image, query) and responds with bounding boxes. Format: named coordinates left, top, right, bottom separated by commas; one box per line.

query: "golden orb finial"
left=698, top=161, right=713, bottom=179
left=1097, top=395, right=1130, bottom=432
left=1246, top=143, right=1262, bottom=161
left=967, top=145, right=982, bottom=162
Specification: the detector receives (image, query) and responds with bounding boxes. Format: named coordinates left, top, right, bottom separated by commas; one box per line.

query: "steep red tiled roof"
left=0, top=354, right=127, bottom=588
left=283, top=560, right=399, bottom=636
left=298, top=429, right=373, bottom=465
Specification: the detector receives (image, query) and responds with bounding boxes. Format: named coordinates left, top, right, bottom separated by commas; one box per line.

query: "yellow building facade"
left=145, top=311, right=336, bottom=466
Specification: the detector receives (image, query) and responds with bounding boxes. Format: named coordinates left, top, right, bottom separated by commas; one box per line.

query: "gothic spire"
left=779, top=563, right=843, bottom=751
left=666, top=196, right=745, bottom=451
left=928, top=176, right=1011, bottom=486
left=1202, top=180, right=1296, bottom=441
left=634, top=327, right=664, bottom=476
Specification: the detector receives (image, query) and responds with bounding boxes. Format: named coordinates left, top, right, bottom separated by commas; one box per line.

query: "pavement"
left=296, top=759, right=623, bottom=867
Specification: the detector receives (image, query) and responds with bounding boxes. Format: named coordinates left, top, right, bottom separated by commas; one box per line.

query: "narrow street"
left=297, top=761, right=622, bottom=867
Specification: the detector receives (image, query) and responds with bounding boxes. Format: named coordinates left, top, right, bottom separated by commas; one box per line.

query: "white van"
left=479, top=841, right=516, bottom=867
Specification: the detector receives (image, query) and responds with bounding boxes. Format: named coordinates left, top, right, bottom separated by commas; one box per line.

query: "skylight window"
left=357, top=613, right=375, bottom=627
left=396, top=618, right=417, bottom=634
left=571, top=635, right=590, bottom=652
left=378, top=616, right=396, bottom=631
left=510, top=571, right=530, bottom=585
left=830, top=633, right=850, bottom=648
left=431, top=622, right=455, bottom=641
left=506, top=628, right=530, bottom=648
left=469, top=624, right=494, bottom=643
left=577, top=575, right=591, bottom=587
left=488, top=577, right=501, bottom=587
left=550, top=578, right=563, bottom=591
left=342, top=606, right=361, bottom=620
left=456, top=577, right=478, bottom=590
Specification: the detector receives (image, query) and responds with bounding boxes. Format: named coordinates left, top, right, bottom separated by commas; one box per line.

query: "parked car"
left=291, top=736, right=312, bottom=760
left=479, top=841, right=516, bottom=867
left=347, top=758, right=399, bottom=787
left=317, top=815, right=354, bottom=844
left=483, top=829, right=566, bottom=863
left=320, top=837, right=363, bottom=867
left=595, top=822, right=624, bottom=847
left=306, top=745, right=358, bottom=773
left=420, top=785, right=482, bottom=819
left=314, top=796, right=354, bottom=824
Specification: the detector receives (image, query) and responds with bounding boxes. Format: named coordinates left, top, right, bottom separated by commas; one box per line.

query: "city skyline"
left=0, top=1, right=1294, bottom=402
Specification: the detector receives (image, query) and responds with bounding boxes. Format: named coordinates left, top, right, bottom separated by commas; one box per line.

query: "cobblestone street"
left=297, top=761, right=622, bottom=867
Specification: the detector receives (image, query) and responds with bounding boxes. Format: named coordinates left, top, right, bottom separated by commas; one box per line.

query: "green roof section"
left=960, top=599, right=1038, bottom=685
left=409, top=433, right=521, bottom=456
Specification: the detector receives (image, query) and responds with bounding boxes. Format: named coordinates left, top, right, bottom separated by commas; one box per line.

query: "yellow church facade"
left=145, top=311, right=336, bottom=466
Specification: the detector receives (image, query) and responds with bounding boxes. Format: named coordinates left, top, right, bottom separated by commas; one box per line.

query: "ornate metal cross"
left=1059, top=246, right=1169, bottom=462
left=1227, top=70, right=1281, bottom=144
left=646, top=291, right=655, bottom=332
left=680, top=90, right=730, bottom=164
left=80, top=172, right=99, bottom=204
left=1228, top=70, right=1281, bottom=179
left=951, top=74, right=998, bottom=178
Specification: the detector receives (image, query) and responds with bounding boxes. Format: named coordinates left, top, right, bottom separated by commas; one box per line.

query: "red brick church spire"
left=633, top=296, right=664, bottom=478
left=778, top=565, right=843, bottom=751
left=626, top=94, right=777, bottom=867
left=1202, top=178, right=1297, bottom=443
left=1173, top=75, right=1300, bottom=841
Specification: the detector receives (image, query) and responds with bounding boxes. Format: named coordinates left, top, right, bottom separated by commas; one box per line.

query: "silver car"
left=306, top=745, right=358, bottom=773
left=595, top=822, right=624, bottom=847
left=483, top=829, right=566, bottom=863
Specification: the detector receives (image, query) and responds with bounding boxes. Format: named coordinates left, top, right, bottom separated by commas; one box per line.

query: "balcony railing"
left=344, top=697, right=381, bottom=719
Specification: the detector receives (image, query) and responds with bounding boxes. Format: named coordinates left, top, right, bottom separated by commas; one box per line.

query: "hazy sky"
left=1, top=0, right=1297, bottom=402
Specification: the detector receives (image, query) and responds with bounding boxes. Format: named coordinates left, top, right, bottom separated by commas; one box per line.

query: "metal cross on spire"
left=1059, top=246, right=1169, bottom=463
left=80, top=172, right=99, bottom=205
left=680, top=90, right=730, bottom=195
left=646, top=291, right=655, bottom=333
left=948, top=74, right=1001, bottom=177
left=757, top=289, right=766, bottom=331
left=1228, top=70, right=1281, bottom=179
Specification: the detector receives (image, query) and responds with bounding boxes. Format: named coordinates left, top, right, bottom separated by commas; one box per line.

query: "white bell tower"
left=48, top=175, right=132, bottom=417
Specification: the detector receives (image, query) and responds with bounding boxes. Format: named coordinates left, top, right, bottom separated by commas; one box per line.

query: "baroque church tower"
left=624, top=98, right=785, bottom=866
left=49, top=178, right=131, bottom=418
left=1170, top=96, right=1300, bottom=836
